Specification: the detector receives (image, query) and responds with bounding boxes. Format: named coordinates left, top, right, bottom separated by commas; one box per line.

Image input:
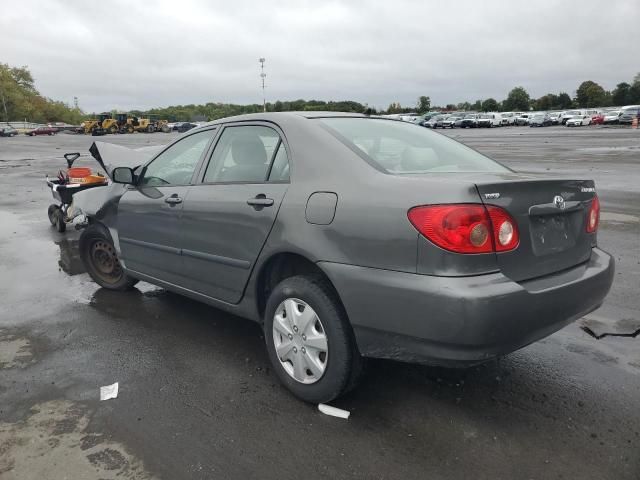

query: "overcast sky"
left=2, top=0, right=639, bottom=112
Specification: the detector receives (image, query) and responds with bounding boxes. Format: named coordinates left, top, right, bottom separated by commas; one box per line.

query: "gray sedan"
left=74, top=112, right=614, bottom=403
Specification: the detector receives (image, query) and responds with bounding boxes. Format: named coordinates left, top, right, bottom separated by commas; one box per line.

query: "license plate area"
left=530, top=212, right=579, bottom=256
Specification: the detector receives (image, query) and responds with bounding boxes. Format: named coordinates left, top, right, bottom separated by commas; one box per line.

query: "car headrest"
left=231, top=136, right=267, bottom=166
left=400, top=146, right=439, bottom=172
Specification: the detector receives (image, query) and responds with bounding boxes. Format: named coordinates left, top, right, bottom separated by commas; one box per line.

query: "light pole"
left=259, top=57, right=266, bottom=112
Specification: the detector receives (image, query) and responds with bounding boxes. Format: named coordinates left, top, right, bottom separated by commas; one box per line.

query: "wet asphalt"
left=0, top=126, right=638, bottom=479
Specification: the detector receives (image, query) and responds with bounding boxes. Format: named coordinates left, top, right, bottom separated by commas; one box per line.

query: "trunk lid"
left=476, top=179, right=596, bottom=282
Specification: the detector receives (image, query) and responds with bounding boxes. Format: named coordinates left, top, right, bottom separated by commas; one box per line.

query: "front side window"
left=320, top=117, right=510, bottom=174
left=204, top=126, right=280, bottom=183
left=140, top=130, right=214, bottom=186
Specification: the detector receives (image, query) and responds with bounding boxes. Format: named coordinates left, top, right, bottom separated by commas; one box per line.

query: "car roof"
left=199, top=111, right=369, bottom=128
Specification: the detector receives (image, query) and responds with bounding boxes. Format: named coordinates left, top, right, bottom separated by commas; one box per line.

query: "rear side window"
left=319, top=118, right=509, bottom=174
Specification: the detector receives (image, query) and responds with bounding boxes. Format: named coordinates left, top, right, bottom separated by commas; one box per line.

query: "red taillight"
left=586, top=196, right=600, bottom=233
left=486, top=206, right=520, bottom=251
left=408, top=204, right=519, bottom=254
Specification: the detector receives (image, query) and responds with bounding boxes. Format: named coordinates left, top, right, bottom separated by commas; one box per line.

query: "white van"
left=500, top=112, right=517, bottom=126
left=477, top=112, right=502, bottom=127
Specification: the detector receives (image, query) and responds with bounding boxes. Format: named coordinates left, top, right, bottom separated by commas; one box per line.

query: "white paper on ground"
left=100, top=382, right=119, bottom=401
left=318, top=403, right=350, bottom=419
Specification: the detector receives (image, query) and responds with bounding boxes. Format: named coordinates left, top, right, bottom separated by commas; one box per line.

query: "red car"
left=591, top=113, right=604, bottom=125
left=25, top=126, right=57, bottom=136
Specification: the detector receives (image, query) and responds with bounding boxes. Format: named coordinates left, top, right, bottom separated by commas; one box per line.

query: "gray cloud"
left=2, top=0, right=638, bottom=112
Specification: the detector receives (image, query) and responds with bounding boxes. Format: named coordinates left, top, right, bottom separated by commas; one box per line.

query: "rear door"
left=179, top=123, right=290, bottom=303
left=476, top=179, right=596, bottom=282
left=117, top=129, right=217, bottom=284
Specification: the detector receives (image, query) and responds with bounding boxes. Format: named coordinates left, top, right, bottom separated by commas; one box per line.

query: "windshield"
left=566, top=110, right=581, bottom=115
left=479, top=114, right=493, bottom=119
left=319, top=118, right=510, bottom=174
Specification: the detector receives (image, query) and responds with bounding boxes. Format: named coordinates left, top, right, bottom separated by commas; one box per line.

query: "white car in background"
left=477, top=112, right=502, bottom=127
left=500, top=112, right=516, bottom=125
left=603, top=111, right=621, bottom=124
left=548, top=112, right=562, bottom=124
left=561, top=110, right=583, bottom=124
left=566, top=114, right=592, bottom=126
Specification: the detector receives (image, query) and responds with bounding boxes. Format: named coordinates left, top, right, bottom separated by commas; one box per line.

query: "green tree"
left=457, top=101, right=472, bottom=111
left=0, top=63, right=83, bottom=123
left=416, top=96, right=431, bottom=114
left=481, top=98, right=499, bottom=112
left=503, top=87, right=530, bottom=111
left=534, top=93, right=561, bottom=111
left=471, top=99, right=482, bottom=111
left=627, top=73, right=640, bottom=104
left=611, top=82, right=631, bottom=106
left=575, top=80, right=608, bottom=107
left=557, top=92, right=573, bottom=109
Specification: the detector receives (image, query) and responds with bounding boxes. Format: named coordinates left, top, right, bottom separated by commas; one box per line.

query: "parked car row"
left=412, top=104, right=640, bottom=129
left=0, top=126, right=19, bottom=137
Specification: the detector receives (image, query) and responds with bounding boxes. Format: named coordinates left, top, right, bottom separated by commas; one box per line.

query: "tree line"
left=2, top=62, right=639, bottom=123
left=404, top=74, right=640, bottom=114
left=0, top=63, right=83, bottom=124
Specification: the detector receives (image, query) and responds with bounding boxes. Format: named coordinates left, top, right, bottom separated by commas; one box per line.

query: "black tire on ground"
left=48, top=204, right=59, bottom=226
left=79, top=224, right=138, bottom=291
left=264, top=275, right=364, bottom=403
left=54, top=208, right=66, bottom=232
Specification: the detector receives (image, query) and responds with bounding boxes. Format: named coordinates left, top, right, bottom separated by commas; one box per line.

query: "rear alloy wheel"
left=272, top=298, right=328, bottom=384
left=264, top=275, right=363, bottom=403
left=80, top=225, right=138, bottom=290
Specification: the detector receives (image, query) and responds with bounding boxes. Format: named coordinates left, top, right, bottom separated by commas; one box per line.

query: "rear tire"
left=264, top=275, right=364, bottom=403
left=54, top=208, right=66, bottom=232
left=79, top=224, right=138, bottom=290
left=48, top=204, right=59, bottom=226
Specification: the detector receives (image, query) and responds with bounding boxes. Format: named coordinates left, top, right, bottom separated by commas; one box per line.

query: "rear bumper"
left=319, top=248, right=614, bottom=367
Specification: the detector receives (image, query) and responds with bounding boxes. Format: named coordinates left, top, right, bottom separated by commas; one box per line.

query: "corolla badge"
left=553, top=195, right=566, bottom=209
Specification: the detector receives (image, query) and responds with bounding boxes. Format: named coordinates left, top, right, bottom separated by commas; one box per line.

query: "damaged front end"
left=67, top=141, right=162, bottom=229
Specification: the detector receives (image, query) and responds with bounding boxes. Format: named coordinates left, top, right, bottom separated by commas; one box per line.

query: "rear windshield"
left=319, top=117, right=510, bottom=174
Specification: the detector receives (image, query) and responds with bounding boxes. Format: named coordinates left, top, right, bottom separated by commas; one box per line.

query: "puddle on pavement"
left=0, top=400, right=156, bottom=479
left=56, top=238, right=86, bottom=275
left=0, top=334, right=33, bottom=369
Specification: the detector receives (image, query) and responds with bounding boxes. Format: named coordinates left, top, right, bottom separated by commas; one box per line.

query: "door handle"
left=247, top=195, right=274, bottom=208
left=165, top=195, right=183, bottom=205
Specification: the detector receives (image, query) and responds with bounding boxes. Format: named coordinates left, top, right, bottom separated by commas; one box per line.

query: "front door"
left=179, top=124, right=291, bottom=303
left=117, top=129, right=217, bottom=285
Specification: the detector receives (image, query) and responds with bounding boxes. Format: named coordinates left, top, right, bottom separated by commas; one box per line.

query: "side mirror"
left=112, top=167, right=135, bottom=184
